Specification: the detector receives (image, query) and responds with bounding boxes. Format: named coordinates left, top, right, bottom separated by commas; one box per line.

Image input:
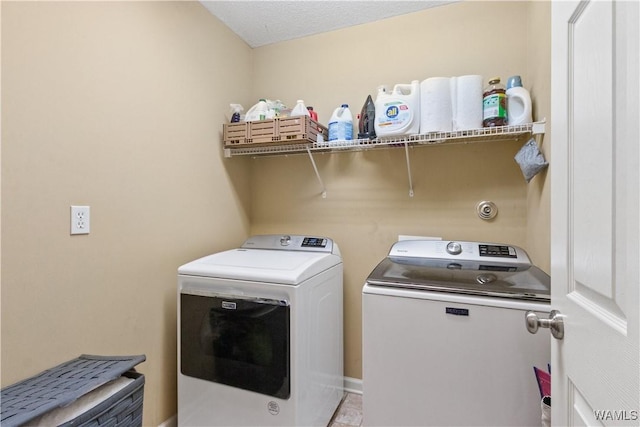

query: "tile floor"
left=328, top=393, right=363, bottom=427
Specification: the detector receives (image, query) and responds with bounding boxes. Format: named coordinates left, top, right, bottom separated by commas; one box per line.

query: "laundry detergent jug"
left=506, top=76, right=533, bottom=126
left=374, top=80, right=421, bottom=137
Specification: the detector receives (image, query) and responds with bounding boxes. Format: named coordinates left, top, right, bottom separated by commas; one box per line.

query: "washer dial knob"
left=446, top=241, right=463, bottom=255
left=280, top=235, right=291, bottom=246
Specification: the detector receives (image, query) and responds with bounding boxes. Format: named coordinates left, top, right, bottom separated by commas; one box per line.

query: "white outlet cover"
left=70, top=205, right=90, bottom=235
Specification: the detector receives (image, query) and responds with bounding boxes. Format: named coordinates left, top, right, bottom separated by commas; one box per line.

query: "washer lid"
left=178, top=248, right=341, bottom=285
left=367, top=258, right=550, bottom=301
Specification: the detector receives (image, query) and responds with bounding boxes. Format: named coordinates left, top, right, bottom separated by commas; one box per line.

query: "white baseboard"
left=344, top=376, right=363, bottom=395
left=158, top=414, right=177, bottom=427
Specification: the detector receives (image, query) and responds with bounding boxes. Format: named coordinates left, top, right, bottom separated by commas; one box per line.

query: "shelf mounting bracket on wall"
left=404, top=142, right=414, bottom=197
left=306, top=146, right=327, bottom=198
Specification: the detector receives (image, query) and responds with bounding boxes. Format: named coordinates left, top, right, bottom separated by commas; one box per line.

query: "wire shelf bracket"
left=306, top=146, right=327, bottom=198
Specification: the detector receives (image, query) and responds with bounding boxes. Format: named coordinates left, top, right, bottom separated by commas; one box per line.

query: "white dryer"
left=178, top=235, right=344, bottom=426
left=363, top=240, right=550, bottom=426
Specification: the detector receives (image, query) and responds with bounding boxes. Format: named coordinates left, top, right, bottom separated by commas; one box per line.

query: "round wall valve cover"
left=476, top=201, right=498, bottom=220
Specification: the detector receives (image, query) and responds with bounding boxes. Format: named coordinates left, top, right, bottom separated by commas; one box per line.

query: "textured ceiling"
left=200, top=1, right=456, bottom=48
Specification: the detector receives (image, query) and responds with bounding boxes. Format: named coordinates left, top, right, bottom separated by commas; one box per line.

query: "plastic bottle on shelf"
left=482, top=77, right=507, bottom=127
left=506, top=75, right=533, bottom=126
left=290, top=99, right=311, bottom=117
left=307, top=106, right=318, bottom=121
left=230, top=105, right=242, bottom=123
left=255, top=99, right=269, bottom=120
left=374, top=80, right=420, bottom=137
left=245, top=99, right=270, bottom=121
left=328, top=104, right=353, bottom=144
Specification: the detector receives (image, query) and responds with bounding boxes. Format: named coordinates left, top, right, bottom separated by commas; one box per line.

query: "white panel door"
left=551, top=0, right=639, bottom=425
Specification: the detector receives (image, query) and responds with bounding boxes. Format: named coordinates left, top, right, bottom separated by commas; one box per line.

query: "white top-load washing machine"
left=178, top=235, right=343, bottom=426
left=363, top=240, right=550, bottom=427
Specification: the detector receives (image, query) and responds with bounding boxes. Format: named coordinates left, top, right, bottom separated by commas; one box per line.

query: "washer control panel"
left=389, top=240, right=530, bottom=264
left=478, top=244, right=517, bottom=258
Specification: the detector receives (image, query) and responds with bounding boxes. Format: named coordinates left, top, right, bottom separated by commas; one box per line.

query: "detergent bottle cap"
left=507, top=75, right=523, bottom=89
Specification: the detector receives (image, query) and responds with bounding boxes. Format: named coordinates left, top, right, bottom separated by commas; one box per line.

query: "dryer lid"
left=178, top=247, right=341, bottom=285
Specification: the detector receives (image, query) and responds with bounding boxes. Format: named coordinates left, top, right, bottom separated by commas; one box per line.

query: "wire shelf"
left=224, top=121, right=545, bottom=158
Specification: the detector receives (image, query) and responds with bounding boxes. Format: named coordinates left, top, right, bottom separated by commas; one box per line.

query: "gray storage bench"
left=1, top=354, right=145, bottom=427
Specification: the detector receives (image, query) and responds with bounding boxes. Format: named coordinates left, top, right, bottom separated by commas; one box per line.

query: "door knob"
left=525, top=310, right=564, bottom=340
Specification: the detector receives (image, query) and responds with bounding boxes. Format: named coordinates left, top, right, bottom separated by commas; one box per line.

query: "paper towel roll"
left=453, top=74, right=483, bottom=130
left=420, top=77, right=453, bottom=133
left=450, top=76, right=458, bottom=129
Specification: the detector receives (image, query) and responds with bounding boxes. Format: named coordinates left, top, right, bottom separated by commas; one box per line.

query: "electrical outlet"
left=70, top=205, right=90, bottom=235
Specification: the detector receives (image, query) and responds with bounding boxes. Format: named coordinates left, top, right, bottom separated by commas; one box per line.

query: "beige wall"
left=1, top=1, right=551, bottom=424
left=250, top=1, right=551, bottom=379
left=1, top=2, right=252, bottom=425
left=525, top=0, right=552, bottom=274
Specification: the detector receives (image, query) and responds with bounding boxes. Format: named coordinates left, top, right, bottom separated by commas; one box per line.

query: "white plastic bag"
left=514, top=138, right=549, bottom=182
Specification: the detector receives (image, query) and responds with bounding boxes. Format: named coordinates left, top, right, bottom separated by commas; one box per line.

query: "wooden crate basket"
left=223, top=116, right=328, bottom=148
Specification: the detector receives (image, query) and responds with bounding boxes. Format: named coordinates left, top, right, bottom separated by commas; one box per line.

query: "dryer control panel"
left=241, top=234, right=339, bottom=254
left=301, top=237, right=328, bottom=248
